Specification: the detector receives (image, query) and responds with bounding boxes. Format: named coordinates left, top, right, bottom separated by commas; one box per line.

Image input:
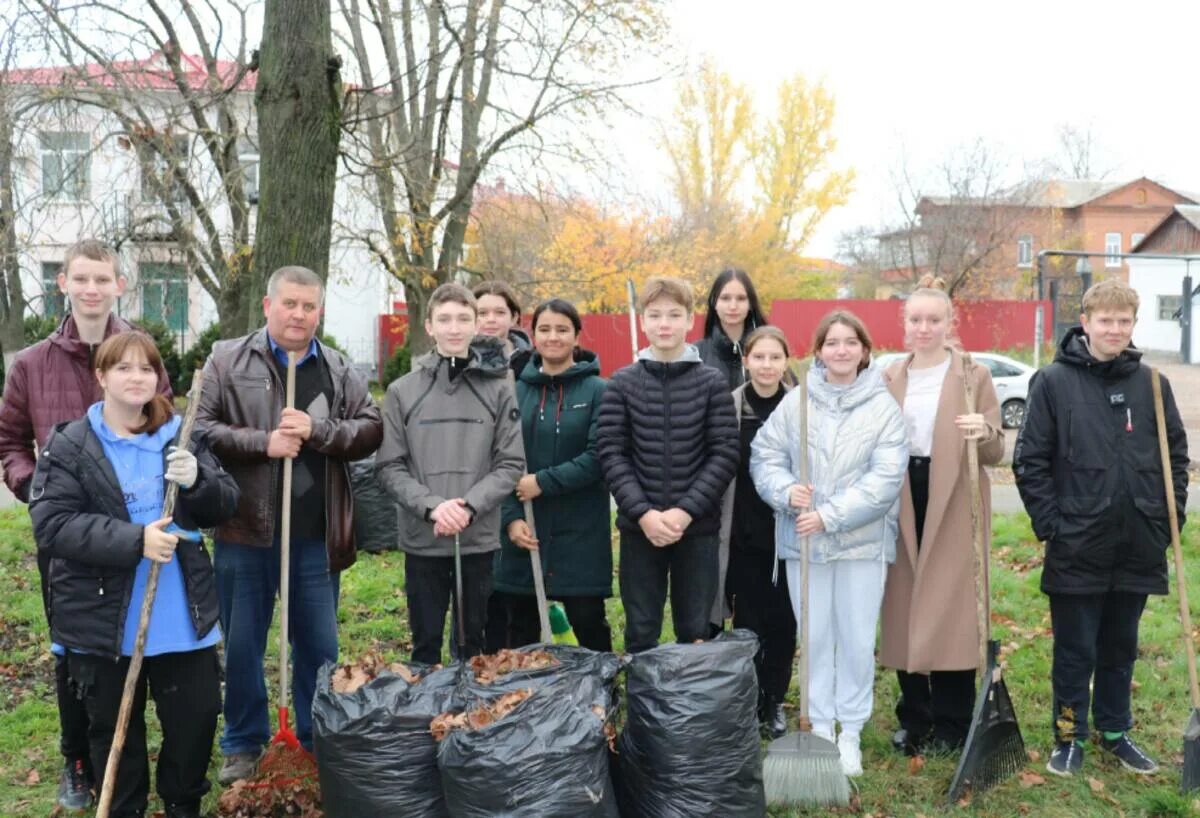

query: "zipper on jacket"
left=463, top=378, right=498, bottom=421
left=417, top=417, right=485, bottom=425
left=98, top=576, right=104, bottom=596
left=662, top=367, right=673, bottom=504
left=402, top=376, right=438, bottom=426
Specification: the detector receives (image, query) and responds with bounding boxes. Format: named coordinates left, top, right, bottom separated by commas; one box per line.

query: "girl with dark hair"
left=696, top=268, right=769, bottom=390
left=29, top=332, right=239, bottom=818
left=473, top=281, right=533, bottom=374
left=751, top=311, right=907, bottom=777
left=492, top=299, right=613, bottom=650
left=716, top=326, right=796, bottom=739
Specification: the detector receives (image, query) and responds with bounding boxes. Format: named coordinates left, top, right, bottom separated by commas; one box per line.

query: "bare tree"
left=336, top=0, right=668, bottom=351
left=22, top=0, right=262, bottom=337
left=888, top=139, right=1038, bottom=297
left=1054, top=123, right=1112, bottom=181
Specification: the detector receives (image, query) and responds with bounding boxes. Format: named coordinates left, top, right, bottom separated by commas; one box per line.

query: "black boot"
left=164, top=801, right=202, bottom=818
left=765, top=698, right=788, bottom=740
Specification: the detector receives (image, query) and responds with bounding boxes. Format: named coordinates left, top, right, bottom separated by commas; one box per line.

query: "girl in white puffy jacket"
left=750, top=310, right=907, bottom=776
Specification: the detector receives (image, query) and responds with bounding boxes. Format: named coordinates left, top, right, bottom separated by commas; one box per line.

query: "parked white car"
left=872, top=351, right=1034, bottom=429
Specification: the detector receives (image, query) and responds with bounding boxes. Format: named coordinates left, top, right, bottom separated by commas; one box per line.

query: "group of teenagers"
left=0, top=238, right=1188, bottom=818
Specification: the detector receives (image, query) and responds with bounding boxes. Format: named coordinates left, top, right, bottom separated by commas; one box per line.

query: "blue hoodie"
left=86, top=402, right=221, bottom=657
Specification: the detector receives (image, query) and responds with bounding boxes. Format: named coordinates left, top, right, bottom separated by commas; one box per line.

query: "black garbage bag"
left=312, top=662, right=458, bottom=818
left=437, top=671, right=619, bottom=817
left=615, top=629, right=765, bottom=818
left=351, top=454, right=399, bottom=552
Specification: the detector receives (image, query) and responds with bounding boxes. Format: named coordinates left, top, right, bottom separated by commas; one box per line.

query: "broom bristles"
left=763, top=733, right=850, bottom=807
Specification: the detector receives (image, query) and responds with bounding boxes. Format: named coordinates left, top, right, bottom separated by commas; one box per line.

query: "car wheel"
left=1002, top=399, right=1025, bottom=429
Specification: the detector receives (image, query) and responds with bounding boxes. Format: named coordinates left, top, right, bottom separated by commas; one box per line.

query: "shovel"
left=1150, top=368, right=1200, bottom=791
left=947, top=353, right=1024, bottom=803
left=523, top=500, right=553, bottom=643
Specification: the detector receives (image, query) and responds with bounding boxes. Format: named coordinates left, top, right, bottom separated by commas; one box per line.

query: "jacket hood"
left=1055, top=325, right=1142, bottom=379
left=807, top=359, right=888, bottom=411
left=508, top=327, right=533, bottom=354
left=87, top=402, right=181, bottom=453
left=415, top=334, right=510, bottom=377
left=518, top=348, right=600, bottom=385
left=636, top=343, right=702, bottom=364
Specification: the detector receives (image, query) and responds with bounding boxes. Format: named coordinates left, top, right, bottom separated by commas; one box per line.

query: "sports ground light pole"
left=1034, top=249, right=1200, bottom=368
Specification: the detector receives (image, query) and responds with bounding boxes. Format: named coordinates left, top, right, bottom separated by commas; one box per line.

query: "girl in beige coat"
left=878, top=275, right=1004, bottom=756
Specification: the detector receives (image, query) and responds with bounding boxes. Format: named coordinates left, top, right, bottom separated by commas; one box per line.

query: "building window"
left=1131, top=232, right=1146, bottom=251
left=1158, top=295, right=1184, bottom=321
left=139, top=262, right=188, bottom=333
left=1017, top=235, right=1033, bottom=268
left=239, top=149, right=259, bottom=204
left=139, top=135, right=189, bottom=204
left=41, top=262, right=64, bottom=319
left=1105, top=232, right=1121, bottom=268
left=40, top=132, right=90, bottom=200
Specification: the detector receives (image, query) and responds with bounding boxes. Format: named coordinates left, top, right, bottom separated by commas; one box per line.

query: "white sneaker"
left=812, top=725, right=835, bottom=744
left=837, top=732, right=863, bottom=777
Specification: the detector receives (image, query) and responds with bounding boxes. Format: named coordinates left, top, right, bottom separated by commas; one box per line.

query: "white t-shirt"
left=903, top=357, right=951, bottom=457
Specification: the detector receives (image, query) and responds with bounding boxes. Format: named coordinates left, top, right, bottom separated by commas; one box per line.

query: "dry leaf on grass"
left=21, top=768, right=39, bottom=786
left=1087, top=776, right=1105, bottom=793
left=1017, top=770, right=1045, bottom=788
left=468, top=649, right=558, bottom=684
left=907, top=755, right=926, bottom=775
left=430, top=688, right=533, bottom=740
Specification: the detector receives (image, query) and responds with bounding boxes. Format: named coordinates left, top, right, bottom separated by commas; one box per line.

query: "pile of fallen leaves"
left=468, top=648, right=558, bottom=684
left=330, top=651, right=423, bottom=694
left=216, top=744, right=321, bottom=818
left=430, top=689, right=533, bottom=740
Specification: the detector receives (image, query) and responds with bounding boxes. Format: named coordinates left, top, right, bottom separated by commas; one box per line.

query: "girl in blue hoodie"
left=30, top=332, right=239, bottom=818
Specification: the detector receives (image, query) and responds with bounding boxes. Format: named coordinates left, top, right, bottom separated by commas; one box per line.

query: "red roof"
left=5, top=50, right=256, bottom=93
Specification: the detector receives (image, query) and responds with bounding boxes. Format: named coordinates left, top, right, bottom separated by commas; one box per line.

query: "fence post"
left=1183, top=275, right=1193, bottom=365
left=1034, top=303, right=1044, bottom=369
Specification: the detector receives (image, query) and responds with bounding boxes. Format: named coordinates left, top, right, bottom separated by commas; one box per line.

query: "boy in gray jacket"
left=377, top=283, right=525, bottom=663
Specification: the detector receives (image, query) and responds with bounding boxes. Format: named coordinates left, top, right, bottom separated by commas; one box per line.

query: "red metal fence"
left=379, top=298, right=1052, bottom=379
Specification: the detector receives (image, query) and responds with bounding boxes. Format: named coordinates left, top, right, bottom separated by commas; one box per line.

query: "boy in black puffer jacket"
left=1014, top=279, right=1188, bottom=779
left=596, top=276, right=738, bottom=653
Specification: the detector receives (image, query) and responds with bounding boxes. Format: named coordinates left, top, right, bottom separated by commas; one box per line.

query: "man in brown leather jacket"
left=196, top=265, right=382, bottom=785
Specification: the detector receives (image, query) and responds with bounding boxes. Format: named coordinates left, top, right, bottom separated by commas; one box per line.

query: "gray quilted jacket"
left=750, top=362, right=907, bottom=564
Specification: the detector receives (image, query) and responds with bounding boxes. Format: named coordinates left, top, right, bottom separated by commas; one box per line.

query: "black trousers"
left=895, top=455, right=976, bottom=746
left=67, top=647, right=220, bottom=818
left=726, top=547, right=796, bottom=704
left=38, top=550, right=91, bottom=763
left=504, top=593, right=613, bottom=652
left=619, top=530, right=718, bottom=653
left=1049, top=590, right=1147, bottom=743
left=405, top=551, right=493, bottom=665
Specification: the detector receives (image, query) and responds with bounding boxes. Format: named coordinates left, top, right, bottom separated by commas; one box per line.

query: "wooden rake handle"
left=96, top=370, right=205, bottom=818
left=523, top=500, right=553, bottom=643
left=961, top=353, right=988, bottom=678
left=1151, top=368, right=1200, bottom=709
left=279, top=352, right=297, bottom=715
left=797, top=359, right=812, bottom=728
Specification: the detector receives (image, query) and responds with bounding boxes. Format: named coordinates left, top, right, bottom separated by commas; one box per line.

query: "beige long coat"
left=878, top=348, right=1004, bottom=673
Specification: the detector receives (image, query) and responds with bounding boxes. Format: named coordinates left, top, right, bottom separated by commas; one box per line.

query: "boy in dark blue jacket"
left=596, top=276, right=738, bottom=652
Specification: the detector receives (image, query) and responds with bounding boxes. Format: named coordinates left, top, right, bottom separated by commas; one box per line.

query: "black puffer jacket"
left=1013, top=326, right=1188, bottom=595
left=695, top=327, right=747, bottom=390
left=596, top=345, right=739, bottom=536
left=29, top=419, right=240, bottom=658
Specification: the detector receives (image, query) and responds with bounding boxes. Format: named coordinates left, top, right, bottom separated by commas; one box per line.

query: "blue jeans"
left=214, top=538, right=339, bottom=755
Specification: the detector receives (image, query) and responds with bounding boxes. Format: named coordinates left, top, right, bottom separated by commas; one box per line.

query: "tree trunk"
left=250, top=0, right=340, bottom=330
left=0, top=89, right=25, bottom=365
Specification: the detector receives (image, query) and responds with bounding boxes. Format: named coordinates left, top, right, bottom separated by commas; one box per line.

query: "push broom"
left=947, top=353, right=1024, bottom=803
left=762, top=360, right=849, bottom=807
left=96, top=371, right=204, bottom=818
left=1150, top=368, right=1200, bottom=792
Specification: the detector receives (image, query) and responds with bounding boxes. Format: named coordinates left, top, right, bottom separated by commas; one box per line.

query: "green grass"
left=2, top=510, right=1200, bottom=816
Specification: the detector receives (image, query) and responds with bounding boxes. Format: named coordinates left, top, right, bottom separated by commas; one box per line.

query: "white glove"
left=165, top=447, right=199, bottom=489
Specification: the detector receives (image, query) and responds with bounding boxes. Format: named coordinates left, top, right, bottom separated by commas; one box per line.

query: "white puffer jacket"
left=750, top=362, right=907, bottom=564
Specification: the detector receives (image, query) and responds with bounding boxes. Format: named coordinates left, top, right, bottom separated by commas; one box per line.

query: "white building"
left=1127, top=205, right=1200, bottom=360
left=7, top=51, right=401, bottom=371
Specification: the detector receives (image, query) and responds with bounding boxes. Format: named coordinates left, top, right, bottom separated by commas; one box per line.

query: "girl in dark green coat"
left=495, top=299, right=613, bottom=651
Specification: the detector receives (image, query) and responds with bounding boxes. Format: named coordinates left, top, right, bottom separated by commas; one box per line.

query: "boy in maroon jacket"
left=0, top=239, right=170, bottom=810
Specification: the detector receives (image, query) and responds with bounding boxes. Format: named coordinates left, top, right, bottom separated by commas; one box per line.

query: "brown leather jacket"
left=196, top=329, right=383, bottom=571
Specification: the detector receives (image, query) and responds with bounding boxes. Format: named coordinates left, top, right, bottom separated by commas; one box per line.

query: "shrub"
left=131, top=319, right=185, bottom=395
left=383, top=343, right=411, bottom=387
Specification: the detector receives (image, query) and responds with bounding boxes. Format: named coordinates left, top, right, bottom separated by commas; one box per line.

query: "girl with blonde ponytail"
left=878, top=274, right=1005, bottom=756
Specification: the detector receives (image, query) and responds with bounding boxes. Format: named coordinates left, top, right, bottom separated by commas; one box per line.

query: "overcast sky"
left=605, top=0, right=1200, bottom=258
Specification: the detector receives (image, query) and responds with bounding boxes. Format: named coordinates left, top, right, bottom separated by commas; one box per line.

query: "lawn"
left=1, top=509, right=1199, bottom=817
